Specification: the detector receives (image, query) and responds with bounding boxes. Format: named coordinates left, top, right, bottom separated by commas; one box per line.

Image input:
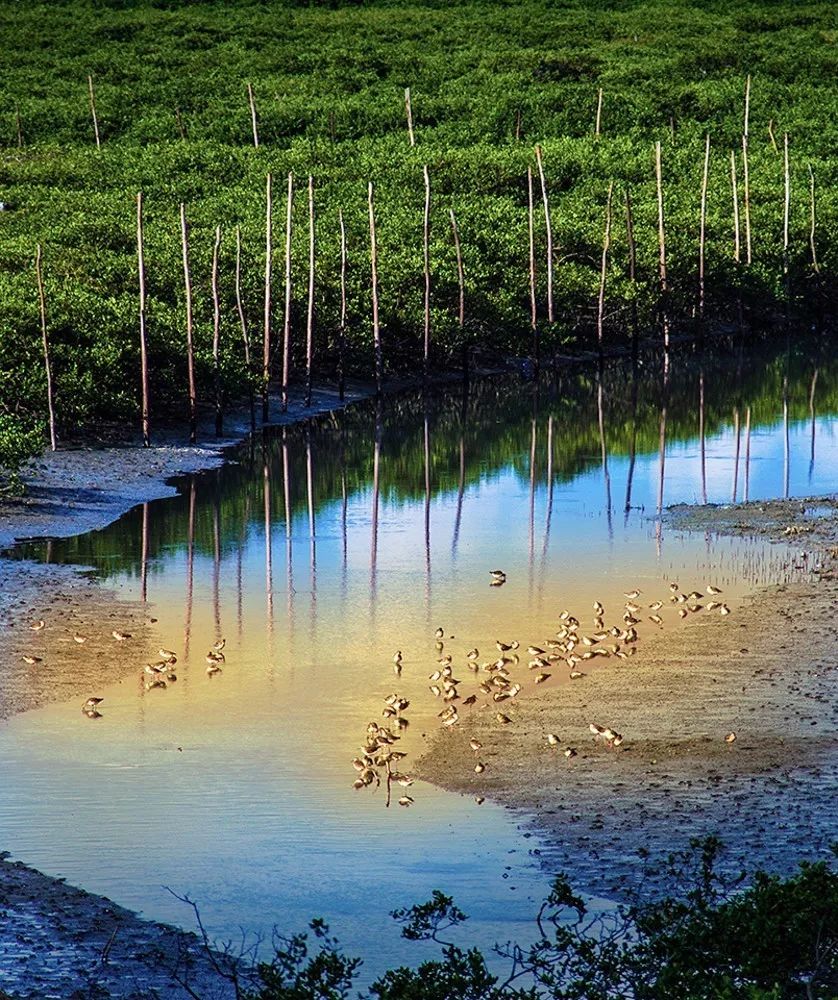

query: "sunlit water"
left=1, top=341, right=835, bottom=977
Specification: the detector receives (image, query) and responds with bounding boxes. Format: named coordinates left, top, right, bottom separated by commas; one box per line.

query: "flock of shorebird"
left=18, top=616, right=228, bottom=718
left=353, top=572, right=735, bottom=803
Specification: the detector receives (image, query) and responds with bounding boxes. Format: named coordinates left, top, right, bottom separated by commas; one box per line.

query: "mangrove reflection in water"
left=0, top=340, right=836, bottom=976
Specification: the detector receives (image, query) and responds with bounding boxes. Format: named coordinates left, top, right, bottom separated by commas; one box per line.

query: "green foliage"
left=0, top=0, right=836, bottom=470
left=242, top=841, right=837, bottom=1000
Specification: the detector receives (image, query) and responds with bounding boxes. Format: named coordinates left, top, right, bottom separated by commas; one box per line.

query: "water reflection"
left=1, top=339, right=836, bottom=976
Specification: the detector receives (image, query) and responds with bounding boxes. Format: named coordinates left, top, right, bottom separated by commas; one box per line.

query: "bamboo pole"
left=807, top=164, right=819, bottom=273
left=368, top=181, right=382, bottom=395
left=338, top=209, right=347, bottom=401
left=422, top=164, right=431, bottom=378
left=527, top=166, right=537, bottom=334
left=282, top=172, right=294, bottom=411
left=698, top=133, right=710, bottom=318
left=654, top=141, right=669, bottom=356
left=212, top=224, right=222, bottom=436
left=742, top=134, right=752, bottom=265
left=534, top=146, right=554, bottom=323
left=404, top=87, right=415, bottom=147
left=235, top=226, right=256, bottom=434
left=624, top=187, right=638, bottom=355
left=35, top=245, right=57, bottom=452
left=88, top=74, right=101, bottom=150
left=730, top=149, right=741, bottom=263
left=137, top=192, right=150, bottom=447
left=596, top=181, right=614, bottom=350
left=595, top=87, right=603, bottom=136
left=263, top=172, right=272, bottom=422
left=782, top=132, right=790, bottom=286
left=449, top=207, right=465, bottom=353
left=179, top=203, right=197, bottom=444
left=305, top=174, right=315, bottom=407
left=247, top=81, right=259, bottom=148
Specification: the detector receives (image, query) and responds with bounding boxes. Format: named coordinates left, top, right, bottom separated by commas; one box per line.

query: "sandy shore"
left=418, top=497, right=838, bottom=897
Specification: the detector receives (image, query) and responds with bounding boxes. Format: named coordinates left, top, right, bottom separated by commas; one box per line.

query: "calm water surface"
left=1, top=342, right=836, bottom=975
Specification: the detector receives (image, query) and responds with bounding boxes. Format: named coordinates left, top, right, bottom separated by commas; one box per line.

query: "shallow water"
left=1, top=341, right=836, bottom=977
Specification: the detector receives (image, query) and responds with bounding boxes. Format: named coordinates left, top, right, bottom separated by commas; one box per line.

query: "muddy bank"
left=418, top=497, right=838, bottom=898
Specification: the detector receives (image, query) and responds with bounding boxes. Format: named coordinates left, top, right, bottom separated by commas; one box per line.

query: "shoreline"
left=417, top=496, right=838, bottom=898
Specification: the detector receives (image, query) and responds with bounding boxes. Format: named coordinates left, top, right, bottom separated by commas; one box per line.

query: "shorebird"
left=83, top=697, right=103, bottom=710
left=462, top=694, right=477, bottom=706
left=474, top=762, right=485, bottom=774
left=649, top=614, right=663, bottom=626
left=393, top=650, right=403, bottom=664
left=206, top=650, right=225, bottom=664
left=213, top=638, right=226, bottom=651
left=569, top=670, right=585, bottom=679
left=707, top=585, right=723, bottom=595
left=527, top=645, right=545, bottom=656
left=398, top=796, right=414, bottom=807
left=72, top=633, right=87, bottom=644
left=112, top=630, right=132, bottom=641
left=496, top=639, right=519, bottom=652
left=564, top=748, right=577, bottom=758
left=624, top=589, right=641, bottom=600
left=496, top=713, right=511, bottom=724
left=434, top=627, right=445, bottom=639
left=490, top=569, right=506, bottom=580
left=534, top=672, right=550, bottom=684
left=648, top=601, right=662, bottom=611
left=589, top=723, right=606, bottom=736
left=206, top=662, right=222, bottom=675
left=29, top=620, right=46, bottom=631
left=720, top=604, right=731, bottom=616
left=466, top=648, right=479, bottom=660
left=21, top=655, right=42, bottom=664
left=469, top=738, right=482, bottom=752
left=546, top=733, right=560, bottom=746
left=725, top=731, right=737, bottom=743
left=159, top=648, right=177, bottom=660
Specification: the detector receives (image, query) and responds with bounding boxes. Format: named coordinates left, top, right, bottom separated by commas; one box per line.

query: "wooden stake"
left=175, top=106, right=186, bottom=141
left=534, top=146, right=554, bottom=323
left=730, top=149, right=741, bottom=263
left=782, top=132, right=790, bottom=284
left=404, top=87, right=415, bottom=147
left=527, top=166, right=537, bottom=333
left=449, top=207, right=464, bottom=332
left=596, top=181, right=613, bottom=349
left=742, top=134, right=752, bottom=265
left=247, top=81, right=259, bottom=148
left=368, top=181, right=382, bottom=394
left=744, top=74, right=751, bottom=138
left=624, top=187, right=638, bottom=352
left=263, top=172, right=273, bottom=422
left=807, top=164, right=819, bottom=273
left=338, top=208, right=347, bottom=401
left=179, top=204, right=197, bottom=444
left=515, top=107, right=522, bottom=142
left=744, top=405, right=751, bottom=502
left=88, top=74, right=101, bottom=150
left=654, top=141, right=669, bottom=355
left=15, top=103, right=23, bottom=148
left=305, top=174, right=315, bottom=406
left=282, top=171, right=294, bottom=411
left=595, top=87, right=603, bottom=136
left=422, top=164, right=431, bottom=378
left=212, top=224, right=222, bottom=436
left=35, top=245, right=57, bottom=451
left=235, top=225, right=255, bottom=433
left=137, top=192, right=150, bottom=447
left=698, top=133, right=710, bottom=318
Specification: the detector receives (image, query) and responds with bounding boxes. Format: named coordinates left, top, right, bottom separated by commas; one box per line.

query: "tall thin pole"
left=699, top=369, right=707, bottom=505
left=624, top=187, right=638, bottom=355
left=263, top=172, right=272, bottom=422
left=87, top=74, right=100, bottom=150
left=282, top=172, right=294, bottom=412
left=782, top=132, right=790, bottom=289
left=731, top=406, right=741, bottom=502
left=744, top=405, right=751, bottom=502
left=235, top=226, right=255, bottom=433
left=422, top=164, right=431, bottom=378
left=35, top=245, right=57, bottom=452
left=305, top=174, right=315, bottom=407
left=338, top=209, right=347, bottom=401
left=449, top=207, right=465, bottom=372
left=369, top=181, right=382, bottom=395
left=212, top=224, right=222, bottom=436
left=698, top=133, right=710, bottom=318
left=534, top=146, right=554, bottom=323
left=137, top=192, right=150, bottom=447
left=597, top=181, right=614, bottom=350
left=807, top=164, right=819, bottom=273
left=595, top=87, right=603, bottom=136
left=655, top=141, right=669, bottom=356
left=730, top=149, right=741, bottom=263
left=527, top=166, right=537, bottom=334
left=179, top=203, right=197, bottom=444
left=15, top=102, right=23, bottom=148
left=247, top=82, right=259, bottom=148
left=742, top=135, right=752, bottom=265
left=404, top=87, right=415, bottom=147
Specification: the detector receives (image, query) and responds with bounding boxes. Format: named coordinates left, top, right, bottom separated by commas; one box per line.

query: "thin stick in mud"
left=263, top=172, right=272, bottom=422
left=338, top=208, right=347, bottom=401
left=88, top=73, right=100, bottom=149
left=654, top=141, right=669, bottom=356
left=368, top=181, right=382, bottom=395
left=305, top=174, right=315, bottom=407
left=597, top=181, right=614, bottom=350
left=35, top=244, right=57, bottom=452
left=282, top=172, right=294, bottom=412
left=247, top=81, right=259, bottom=148
left=534, top=145, right=554, bottom=324
left=137, top=192, right=150, bottom=447
left=698, top=133, right=710, bottom=318
left=423, top=164, right=431, bottom=378
left=527, top=166, right=537, bottom=335
left=730, top=149, right=741, bottom=263
left=449, top=206, right=465, bottom=372
left=211, top=224, right=222, bottom=436
left=807, top=164, right=819, bottom=273
left=404, top=87, right=415, bottom=147
left=235, top=225, right=256, bottom=433
left=179, top=203, right=197, bottom=444
left=595, top=86, right=603, bottom=136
